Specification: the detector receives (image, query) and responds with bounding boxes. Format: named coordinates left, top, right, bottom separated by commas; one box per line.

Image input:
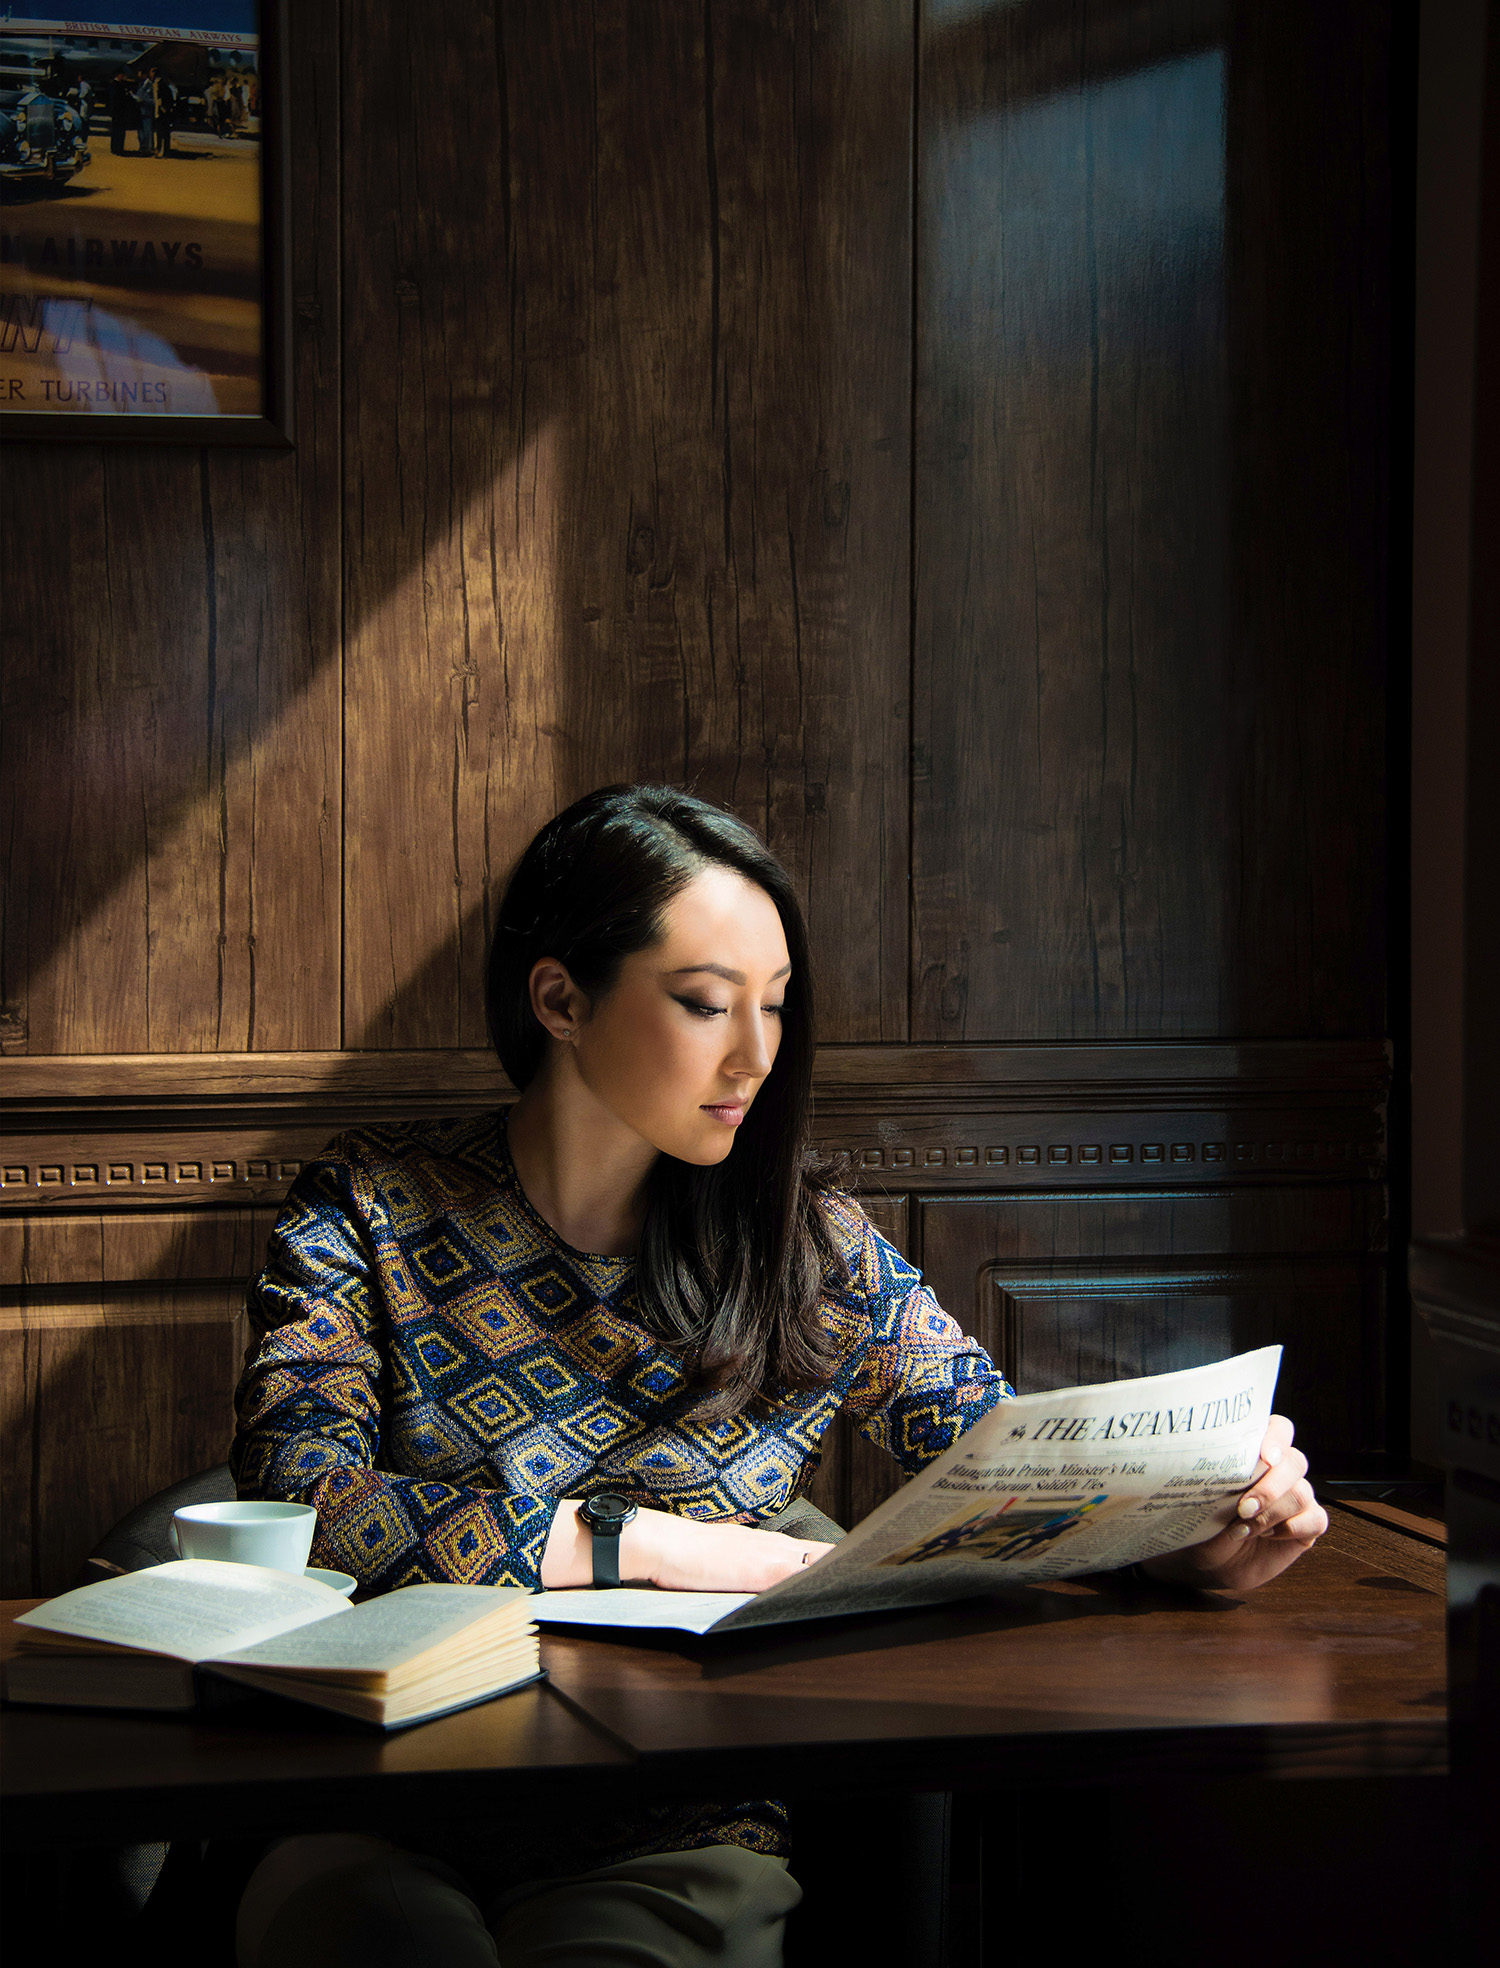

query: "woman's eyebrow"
left=667, top=962, right=792, bottom=984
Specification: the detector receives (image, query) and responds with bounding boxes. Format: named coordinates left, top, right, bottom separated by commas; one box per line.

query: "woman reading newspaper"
left=231, top=786, right=1326, bottom=1968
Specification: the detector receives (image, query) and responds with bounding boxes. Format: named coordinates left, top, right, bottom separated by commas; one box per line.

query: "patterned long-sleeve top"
left=231, top=1111, right=1012, bottom=1892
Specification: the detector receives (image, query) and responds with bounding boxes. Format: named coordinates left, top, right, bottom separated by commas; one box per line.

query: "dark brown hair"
left=486, top=785, right=845, bottom=1412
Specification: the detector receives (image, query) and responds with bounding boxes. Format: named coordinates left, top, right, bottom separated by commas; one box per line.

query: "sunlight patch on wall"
left=344, top=417, right=569, bottom=1050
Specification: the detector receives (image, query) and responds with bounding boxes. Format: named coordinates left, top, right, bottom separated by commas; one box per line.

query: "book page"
left=531, top=1589, right=754, bottom=1636
left=14, top=1560, right=350, bottom=1664
left=216, top=1585, right=531, bottom=1670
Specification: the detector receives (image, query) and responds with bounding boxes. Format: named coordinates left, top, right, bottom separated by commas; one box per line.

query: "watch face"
left=586, top=1492, right=633, bottom=1525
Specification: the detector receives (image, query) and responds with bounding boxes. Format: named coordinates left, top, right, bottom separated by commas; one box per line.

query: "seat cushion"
left=81, top=1463, right=236, bottom=1584
left=761, top=1498, right=845, bottom=1543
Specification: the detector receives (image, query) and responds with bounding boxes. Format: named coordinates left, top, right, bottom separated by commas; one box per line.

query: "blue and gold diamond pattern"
left=780, top=1395, right=838, bottom=1456
left=510, top=1256, right=589, bottom=1322
left=446, top=1286, right=536, bottom=1363
left=451, top=1371, right=529, bottom=1443
left=734, top=1435, right=804, bottom=1503
left=612, top=1430, right=714, bottom=1488
left=283, top=1438, right=344, bottom=1484
left=393, top=1399, right=479, bottom=1474
left=515, top=1346, right=581, bottom=1402
left=556, top=1396, right=634, bottom=1454
left=412, top=1328, right=468, bottom=1380
left=399, top=1217, right=488, bottom=1305
left=504, top=1423, right=591, bottom=1493
left=628, top=1355, right=686, bottom=1403
left=670, top=1480, right=744, bottom=1520
left=555, top=1308, right=641, bottom=1378
left=426, top=1499, right=507, bottom=1582
left=696, top=1413, right=758, bottom=1456
left=407, top=1479, right=459, bottom=1518
left=332, top=1486, right=418, bottom=1566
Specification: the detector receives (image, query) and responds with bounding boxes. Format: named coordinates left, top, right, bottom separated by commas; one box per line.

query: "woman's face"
left=538, top=865, right=791, bottom=1166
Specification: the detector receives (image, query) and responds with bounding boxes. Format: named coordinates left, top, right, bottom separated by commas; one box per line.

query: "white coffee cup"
left=169, top=1501, right=317, bottom=1575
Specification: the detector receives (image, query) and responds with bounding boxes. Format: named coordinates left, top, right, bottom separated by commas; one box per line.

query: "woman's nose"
left=725, top=1008, right=775, bottom=1078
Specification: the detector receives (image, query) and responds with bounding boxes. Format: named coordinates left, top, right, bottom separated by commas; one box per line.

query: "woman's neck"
left=504, top=1059, right=658, bottom=1258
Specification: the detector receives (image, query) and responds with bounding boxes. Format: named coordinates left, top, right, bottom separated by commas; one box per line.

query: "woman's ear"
left=528, top=958, right=586, bottom=1042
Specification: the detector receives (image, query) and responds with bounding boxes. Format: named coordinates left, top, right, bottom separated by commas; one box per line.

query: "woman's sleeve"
left=230, top=1150, right=560, bottom=1593
left=838, top=1212, right=1014, bottom=1473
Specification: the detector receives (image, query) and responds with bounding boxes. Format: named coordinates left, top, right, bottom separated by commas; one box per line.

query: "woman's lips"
left=701, top=1102, right=748, bottom=1127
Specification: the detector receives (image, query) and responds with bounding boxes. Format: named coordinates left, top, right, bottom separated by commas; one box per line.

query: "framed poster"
left=0, top=2, right=289, bottom=443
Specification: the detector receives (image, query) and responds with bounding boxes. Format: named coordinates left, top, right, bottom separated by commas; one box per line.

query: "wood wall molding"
left=0, top=1042, right=1388, bottom=1211
left=0, top=1288, right=248, bottom=1332
left=919, top=1189, right=1389, bottom=1463
left=0, top=1038, right=1391, bottom=1104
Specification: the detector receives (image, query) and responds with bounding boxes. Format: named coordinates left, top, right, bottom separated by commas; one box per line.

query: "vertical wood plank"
left=0, top=1293, right=248, bottom=1597
left=0, top=1201, right=269, bottom=1594
left=49, top=1315, right=242, bottom=1596
left=340, top=1, right=912, bottom=1047
left=911, top=0, right=1389, bottom=1040
left=0, top=1325, right=41, bottom=1592
left=0, top=3, right=342, bottom=1054
left=339, top=0, right=567, bottom=1048
left=1218, top=0, right=1391, bottom=1035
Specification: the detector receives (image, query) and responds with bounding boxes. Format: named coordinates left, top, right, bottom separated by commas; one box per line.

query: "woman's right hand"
left=542, top=1500, right=833, bottom=1592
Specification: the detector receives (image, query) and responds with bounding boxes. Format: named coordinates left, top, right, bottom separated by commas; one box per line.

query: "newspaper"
left=532, top=1345, right=1282, bottom=1636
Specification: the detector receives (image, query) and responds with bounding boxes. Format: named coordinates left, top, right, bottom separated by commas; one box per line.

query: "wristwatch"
left=578, top=1492, right=638, bottom=1589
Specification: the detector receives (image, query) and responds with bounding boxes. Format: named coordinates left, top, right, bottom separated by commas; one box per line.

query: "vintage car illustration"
left=0, top=85, right=91, bottom=184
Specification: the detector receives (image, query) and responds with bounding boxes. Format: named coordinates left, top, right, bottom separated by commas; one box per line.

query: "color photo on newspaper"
left=0, top=5, right=280, bottom=435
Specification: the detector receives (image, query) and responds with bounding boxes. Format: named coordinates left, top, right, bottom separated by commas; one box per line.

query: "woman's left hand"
left=1137, top=1414, right=1328, bottom=1592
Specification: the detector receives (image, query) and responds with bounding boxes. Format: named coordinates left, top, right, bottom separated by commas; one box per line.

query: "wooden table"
left=0, top=1506, right=1445, bottom=1850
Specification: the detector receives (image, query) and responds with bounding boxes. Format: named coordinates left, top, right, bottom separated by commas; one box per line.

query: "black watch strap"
left=579, top=1494, right=636, bottom=1589
left=591, top=1520, right=624, bottom=1589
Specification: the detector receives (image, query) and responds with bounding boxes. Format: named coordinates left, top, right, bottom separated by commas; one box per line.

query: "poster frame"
left=0, top=0, right=291, bottom=446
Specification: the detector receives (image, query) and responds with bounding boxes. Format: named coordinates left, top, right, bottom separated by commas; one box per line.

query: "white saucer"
left=305, top=1565, right=357, bottom=1596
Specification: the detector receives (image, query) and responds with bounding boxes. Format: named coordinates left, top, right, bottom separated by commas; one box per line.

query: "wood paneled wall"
left=1, top=0, right=1400, bottom=1593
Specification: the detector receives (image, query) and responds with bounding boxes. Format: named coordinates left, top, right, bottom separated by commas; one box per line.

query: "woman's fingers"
left=1238, top=1476, right=1326, bottom=1546
left=1257, top=1413, right=1296, bottom=1465
left=1257, top=1478, right=1327, bottom=1542
left=1143, top=1419, right=1325, bottom=1588
left=1236, top=1440, right=1307, bottom=1527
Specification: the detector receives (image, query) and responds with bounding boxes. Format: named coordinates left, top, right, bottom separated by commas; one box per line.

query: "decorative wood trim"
left=0, top=1043, right=1388, bottom=1212
left=1410, top=1233, right=1500, bottom=1362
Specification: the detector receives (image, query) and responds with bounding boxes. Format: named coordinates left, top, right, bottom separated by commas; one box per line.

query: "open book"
left=532, top=1346, right=1283, bottom=1636
left=4, top=1560, right=538, bottom=1729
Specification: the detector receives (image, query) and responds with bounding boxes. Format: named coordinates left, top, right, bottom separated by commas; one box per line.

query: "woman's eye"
left=675, top=997, right=726, bottom=1018
left=672, top=995, right=783, bottom=1020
